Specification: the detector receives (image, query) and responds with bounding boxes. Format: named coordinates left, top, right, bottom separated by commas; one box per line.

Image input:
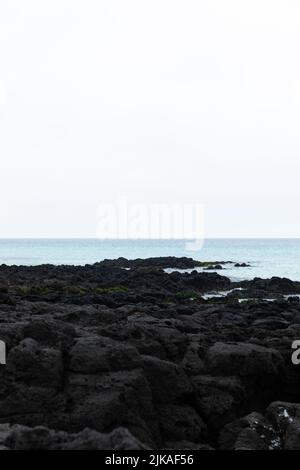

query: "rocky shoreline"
left=1, top=257, right=300, bottom=450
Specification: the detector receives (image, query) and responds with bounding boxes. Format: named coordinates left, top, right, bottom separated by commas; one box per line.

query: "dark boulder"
left=1, top=423, right=148, bottom=450
left=205, top=342, right=284, bottom=383
left=192, top=375, right=245, bottom=432
left=157, top=404, right=207, bottom=442
left=141, top=355, right=192, bottom=403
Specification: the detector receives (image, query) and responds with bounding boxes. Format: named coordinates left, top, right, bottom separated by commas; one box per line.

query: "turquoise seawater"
left=0, top=239, right=300, bottom=281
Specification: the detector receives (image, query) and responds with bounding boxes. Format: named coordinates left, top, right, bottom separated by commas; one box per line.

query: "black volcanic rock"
left=97, top=256, right=205, bottom=269
left=238, top=276, right=300, bottom=295
left=157, top=404, right=207, bottom=442
left=184, top=272, right=230, bottom=292
left=219, top=412, right=275, bottom=450
left=0, top=424, right=148, bottom=450
left=192, top=375, right=246, bottom=432
left=0, top=258, right=299, bottom=449
left=205, top=342, right=284, bottom=381
left=204, top=264, right=223, bottom=270
left=141, top=355, right=192, bottom=403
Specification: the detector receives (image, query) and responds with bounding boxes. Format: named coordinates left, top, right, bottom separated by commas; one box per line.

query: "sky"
left=0, top=0, right=300, bottom=238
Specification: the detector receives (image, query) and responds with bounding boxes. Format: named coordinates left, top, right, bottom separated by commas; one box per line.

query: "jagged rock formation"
left=0, top=257, right=300, bottom=450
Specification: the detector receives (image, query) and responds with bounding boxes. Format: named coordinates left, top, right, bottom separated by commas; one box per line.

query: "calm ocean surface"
left=0, top=239, right=300, bottom=281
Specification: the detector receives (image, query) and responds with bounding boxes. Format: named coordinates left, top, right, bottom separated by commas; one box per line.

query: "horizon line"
left=1, top=237, right=300, bottom=241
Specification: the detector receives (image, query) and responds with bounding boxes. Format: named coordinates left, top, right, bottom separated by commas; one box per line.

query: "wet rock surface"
left=0, top=257, right=300, bottom=450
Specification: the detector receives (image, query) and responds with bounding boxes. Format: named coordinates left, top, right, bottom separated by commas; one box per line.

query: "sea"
left=0, top=238, right=300, bottom=282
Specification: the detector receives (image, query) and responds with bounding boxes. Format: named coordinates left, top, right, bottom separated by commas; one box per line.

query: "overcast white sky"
left=1, top=0, right=300, bottom=238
